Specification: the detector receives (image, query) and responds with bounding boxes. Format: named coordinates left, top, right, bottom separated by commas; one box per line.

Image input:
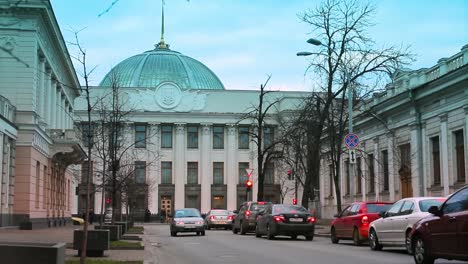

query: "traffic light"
left=245, top=179, right=253, bottom=192
left=287, top=170, right=293, bottom=180
left=292, top=198, right=297, bottom=205
left=106, top=197, right=111, bottom=205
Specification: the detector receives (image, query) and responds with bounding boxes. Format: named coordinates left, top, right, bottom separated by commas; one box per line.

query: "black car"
left=232, top=201, right=271, bottom=235
left=255, top=204, right=316, bottom=240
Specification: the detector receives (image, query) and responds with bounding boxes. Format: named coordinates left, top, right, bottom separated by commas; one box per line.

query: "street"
left=142, top=224, right=465, bottom=264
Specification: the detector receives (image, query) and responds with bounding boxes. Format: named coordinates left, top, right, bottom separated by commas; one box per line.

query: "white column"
left=149, top=123, right=160, bottom=213
left=50, top=80, right=57, bottom=128
left=226, top=124, right=237, bottom=210
left=464, top=106, right=468, bottom=184
left=44, top=68, right=52, bottom=125
left=373, top=138, right=380, bottom=201
left=421, top=123, right=428, bottom=196
left=410, top=123, right=421, bottom=196
left=200, top=124, right=212, bottom=213
left=439, top=114, right=450, bottom=196
left=361, top=142, right=367, bottom=201
left=251, top=126, right=258, bottom=201
left=387, top=135, right=396, bottom=201
left=55, top=87, right=61, bottom=129
left=38, top=56, right=46, bottom=120
left=68, top=106, right=73, bottom=129
left=174, top=123, right=186, bottom=209
left=0, top=133, right=3, bottom=207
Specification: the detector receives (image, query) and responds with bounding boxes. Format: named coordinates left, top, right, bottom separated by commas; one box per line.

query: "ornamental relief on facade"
left=201, top=124, right=211, bottom=135
left=175, top=124, right=185, bottom=135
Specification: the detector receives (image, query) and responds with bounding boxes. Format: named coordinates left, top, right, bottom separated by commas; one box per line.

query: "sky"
left=50, top=0, right=468, bottom=91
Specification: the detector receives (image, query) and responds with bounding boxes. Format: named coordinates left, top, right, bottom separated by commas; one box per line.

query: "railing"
left=0, top=95, right=15, bottom=122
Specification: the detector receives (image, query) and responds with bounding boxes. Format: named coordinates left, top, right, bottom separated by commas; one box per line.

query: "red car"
left=411, top=186, right=468, bottom=264
left=331, top=202, right=393, bottom=245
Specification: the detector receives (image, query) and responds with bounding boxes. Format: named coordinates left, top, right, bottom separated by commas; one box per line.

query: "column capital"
left=148, top=122, right=160, bottom=126
left=226, top=124, right=236, bottom=135
left=201, top=123, right=212, bottom=135
left=372, top=138, right=379, bottom=144
left=439, top=113, right=448, bottom=122
left=409, top=122, right=419, bottom=130
left=175, top=123, right=186, bottom=135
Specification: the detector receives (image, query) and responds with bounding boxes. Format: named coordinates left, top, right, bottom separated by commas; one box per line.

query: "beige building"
left=0, top=0, right=85, bottom=228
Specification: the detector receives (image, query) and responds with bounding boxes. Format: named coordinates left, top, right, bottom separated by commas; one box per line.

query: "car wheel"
left=331, top=227, right=339, bottom=244
left=171, top=231, right=177, bottom=237
left=267, top=225, right=275, bottom=240
left=196, top=231, right=200, bottom=236
left=232, top=225, right=238, bottom=234
left=369, top=229, right=383, bottom=251
left=240, top=222, right=247, bottom=235
left=206, top=225, right=211, bottom=230
left=305, top=234, right=314, bottom=241
left=405, top=230, right=413, bottom=254
left=353, top=228, right=362, bottom=246
left=255, top=225, right=262, bottom=238
left=201, top=231, right=206, bottom=236
left=413, top=236, right=434, bottom=264
left=291, top=235, right=297, bottom=240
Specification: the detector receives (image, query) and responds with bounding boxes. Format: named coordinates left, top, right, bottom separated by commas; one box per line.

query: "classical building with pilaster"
left=320, top=45, right=468, bottom=218
left=0, top=0, right=85, bottom=228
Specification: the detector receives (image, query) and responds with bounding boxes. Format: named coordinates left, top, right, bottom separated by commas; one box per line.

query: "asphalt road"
left=143, top=224, right=465, bottom=264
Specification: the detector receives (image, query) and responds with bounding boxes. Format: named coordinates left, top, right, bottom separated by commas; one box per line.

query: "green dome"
left=100, top=48, right=225, bottom=90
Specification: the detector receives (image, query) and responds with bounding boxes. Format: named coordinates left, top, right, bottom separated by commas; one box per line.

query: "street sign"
left=344, top=133, right=360, bottom=149
left=245, top=168, right=254, bottom=179
left=349, top=149, right=356, bottom=164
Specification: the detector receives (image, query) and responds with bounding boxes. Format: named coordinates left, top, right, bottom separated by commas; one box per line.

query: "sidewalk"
left=0, top=224, right=144, bottom=262
left=315, top=224, right=331, bottom=238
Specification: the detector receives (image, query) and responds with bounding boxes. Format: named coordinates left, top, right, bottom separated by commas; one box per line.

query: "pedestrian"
left=145, top=208, right=151, bottom=222
left=89, top=208, right=95, bottom=224
left=160, top=209, right=166, bottom=223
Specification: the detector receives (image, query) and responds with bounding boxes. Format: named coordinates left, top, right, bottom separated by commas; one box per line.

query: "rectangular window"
left=35, top=161, right=40, bottom=208
left=135, top=161, right=146, bottom=184
left=263, top=127, right=274, bottom=149
left=238, top=162, right=249, bottom=184
left=161, top=125, right=173, bottom=148
left=264, top=162, right=274, bottom=184
left=345, top=159, right=350, bottom=195
left=187, top=126, right=199, bottom=149
left=213, top=162, right=224, bottom=185
left=81, top=122, right=94, bottom=147
left=356, top=158, right=362, bottom=194
left=43, top=165, right=47, bottom=209
left=382, top=150, right=389, bottom=191
left=454, top=130, right=465, bottom=183
left=161, top=161, right=172, bottom=184
left=431, top=137, right=441, bottom=185
left=213, top=126, right=224, bottom=149
left=368, top=154, right=375, bottom=193
left=329, top=164, right=334, bottom=196
left=238, top=126, right=250, bottom=149
left=135, top=124, right=147, bottom=148
left=187, top=162, right=198, bottom=184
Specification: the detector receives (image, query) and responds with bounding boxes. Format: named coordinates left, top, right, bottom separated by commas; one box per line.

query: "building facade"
left=320, top=45, right=468, bottom=218
left=0, top=0, right=85, bottom=228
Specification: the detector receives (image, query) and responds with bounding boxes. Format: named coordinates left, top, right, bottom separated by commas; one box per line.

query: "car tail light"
left=361, top=215, right=369, bottom=225
left=228, top=215, right=233, bottom=220
left=258, top=202, right=265, bottom=205
left=210, top=215, right=215, bottom=220
left=245, top=210, right=251, bottom=217
left=274, top=216, right=285, bottom=223
left=307, top=216, right=316, bottom=223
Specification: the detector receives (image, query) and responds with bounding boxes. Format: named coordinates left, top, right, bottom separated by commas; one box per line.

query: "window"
left=431, top=136, right=441, bottom=185
left=349, top=204, right=360, bottom=215
left=442, top=188, right=468, bottom=214
left=454, top=130, right=465, bottom=183
left=419, top=199, right=445, bottom=212
left=238, top=162, right=249, bottom=184
left=213, top=162, right=224, bottom=185
left=187, top=126, right=199, bottom=149
left=400, top=201, right=414, bottom=215
left=368, top=154, right=375, bottom=193
left=212, top=126, right=224, bottom=149
left=135, top=161, right=146, bottom=184
left=187, top=162, right=198, bottom=184
left=340, top=206, right=352, bottom=217
left=263, top=127, right=274, bottom=149
left=382, top=150, right=389, bottom=191
left=238, top=126, right=249, bottom=149
left=81, top=122, right=94, bottom=147
left=135, top=124, right=147, bottom=148
left=161, top=161, right=172, bottom=184
left=81, top=161, right=93, bottom=184
left=399, top=143, right=411, bottom=169
left=345, top=159, right=350, bottom=195
left=329, top=164, right=334, bottom=196
left=356, top=158, right=362, bottom=194
left=264, top=162, right=274, bottom=184
left=386, top=200, right=404, bottom=217
left=161, top=125, right=173, bottom=148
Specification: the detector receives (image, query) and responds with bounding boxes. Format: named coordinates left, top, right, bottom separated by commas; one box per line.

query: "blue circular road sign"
left=344, top=133, right=360, bottom=149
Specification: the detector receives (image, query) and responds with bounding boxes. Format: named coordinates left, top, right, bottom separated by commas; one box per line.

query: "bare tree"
left=295, top=0, right=413, bottom=212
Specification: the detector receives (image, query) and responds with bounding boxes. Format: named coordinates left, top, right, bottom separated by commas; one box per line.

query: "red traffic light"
left=106, top=198, right=111, bottom=204
left=245, top=180, right=253, bottom=188
left=287, top=170, right=292, bottom=175
left=292, top=198, right=297, bottom=205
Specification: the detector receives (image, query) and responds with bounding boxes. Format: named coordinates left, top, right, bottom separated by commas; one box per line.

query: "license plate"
left=289, top=218, right=303, bottom=222
left=185, top=225, right=196, bottom=229
left=217, top=221, right=227, bottom=225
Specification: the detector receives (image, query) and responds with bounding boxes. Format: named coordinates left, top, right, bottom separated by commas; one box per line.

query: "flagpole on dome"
left=156, top=0, right=168, bottom=49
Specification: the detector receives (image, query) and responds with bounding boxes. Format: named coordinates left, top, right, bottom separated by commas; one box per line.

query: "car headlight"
left=195, top=221, right=203, bottom=225
left=176, top=221, right=185, bottom=225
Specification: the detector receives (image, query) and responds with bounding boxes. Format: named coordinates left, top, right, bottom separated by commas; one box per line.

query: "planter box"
left=113, top=221, right=128, bottom=235
left=73, top=230, right=110, bottom=257
left=95, top=225, right=121, bottom=241
left=0, top=242, right=65, bottom=264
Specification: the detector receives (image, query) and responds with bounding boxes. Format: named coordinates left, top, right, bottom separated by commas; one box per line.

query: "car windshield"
left=419, top=199, right=446, bottom=212
left=273, top=205, right=308, bottom=214
left=174, top=209, right=201, bottom=218
left=211, top=210, right=229, bottom=215
left=251, top=203, right=270, bottom=211
left=366, top=204, right=392, bottom=213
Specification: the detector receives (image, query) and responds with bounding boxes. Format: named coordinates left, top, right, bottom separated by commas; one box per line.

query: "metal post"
left=348, top=85, right=355, bottom=201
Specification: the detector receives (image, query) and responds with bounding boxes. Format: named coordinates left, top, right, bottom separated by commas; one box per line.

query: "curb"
left=315, top=233, right=331, bottom=238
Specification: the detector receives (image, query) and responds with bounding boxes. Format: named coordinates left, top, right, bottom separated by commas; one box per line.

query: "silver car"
left=204, top=209, right=233, bottom=230
left=170, top=208, right=205, bottom=237
left=369, top=197, right=445, bottom=253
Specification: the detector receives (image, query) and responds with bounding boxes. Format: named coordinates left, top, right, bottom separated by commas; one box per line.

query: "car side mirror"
left=333, top=213, right=340, bottom=218
left=378, top=211, right=386, bottom=218
left=233, top=210, right=238, bottom=214
left=428, top=206, right=442, bottom=216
